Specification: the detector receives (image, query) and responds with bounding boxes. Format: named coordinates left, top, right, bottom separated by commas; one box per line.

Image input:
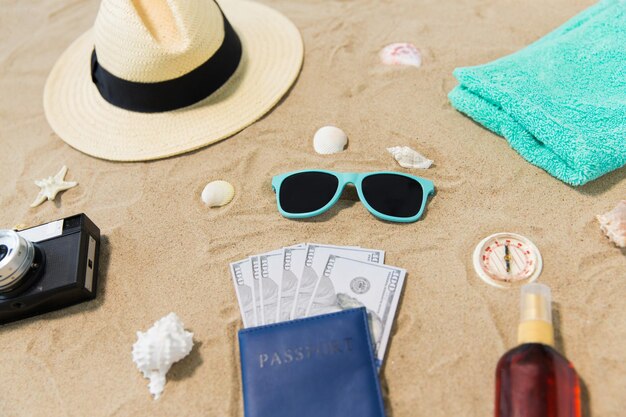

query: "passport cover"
left=238, top=308, right=386, bottom=417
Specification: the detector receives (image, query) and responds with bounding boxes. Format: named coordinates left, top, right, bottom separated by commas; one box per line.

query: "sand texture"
left=0, top=0, right=624, bottom=416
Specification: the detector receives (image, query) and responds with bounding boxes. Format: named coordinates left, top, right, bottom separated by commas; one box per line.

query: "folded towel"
left=449, top=0, right=626, bottom=186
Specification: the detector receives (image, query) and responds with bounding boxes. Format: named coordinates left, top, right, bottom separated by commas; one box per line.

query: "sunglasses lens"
left=361, top=174, right=424, bottom=218
left=278, top=172, right=339, bottom=214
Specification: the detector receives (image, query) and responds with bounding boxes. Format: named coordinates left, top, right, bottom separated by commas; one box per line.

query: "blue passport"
left=238, top=308, right=386, bottom=417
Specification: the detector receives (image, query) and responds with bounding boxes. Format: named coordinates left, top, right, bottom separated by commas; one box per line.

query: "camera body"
left=0, top=214, right=100, bottom=324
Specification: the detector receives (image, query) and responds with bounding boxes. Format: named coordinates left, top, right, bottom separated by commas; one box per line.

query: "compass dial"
left=473, top=233, right=542, bottom=288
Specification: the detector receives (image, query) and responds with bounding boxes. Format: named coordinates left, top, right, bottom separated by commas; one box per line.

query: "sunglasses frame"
left=271, top=169, right=435, bottom=223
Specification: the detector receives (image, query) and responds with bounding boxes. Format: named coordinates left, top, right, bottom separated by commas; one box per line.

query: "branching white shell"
left=201, top=180, right=235, bottom=207
left=379, top=43, right=422, bottom=68
left=313, top=126, right=348, bottom=155
left=597, top=200, right=626, bottom=248
left=132, top=313, right=194, bottom=399
left=387, top=146, right=433, bottom=169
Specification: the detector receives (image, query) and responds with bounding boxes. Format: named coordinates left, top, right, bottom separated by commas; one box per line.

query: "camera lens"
left=0, top=245, right=7, bottom=262
left=0, top=230, right=36, bottom=292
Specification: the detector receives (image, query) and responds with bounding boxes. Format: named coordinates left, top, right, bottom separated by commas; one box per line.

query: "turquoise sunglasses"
left=271, top=170, right=435, bottom=223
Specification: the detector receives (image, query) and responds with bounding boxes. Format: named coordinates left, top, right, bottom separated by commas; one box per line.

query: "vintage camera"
left=0, top=214, right=100, bottom=324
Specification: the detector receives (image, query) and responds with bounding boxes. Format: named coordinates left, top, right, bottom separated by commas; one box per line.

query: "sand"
left=0, top=0, right=624, bottom=416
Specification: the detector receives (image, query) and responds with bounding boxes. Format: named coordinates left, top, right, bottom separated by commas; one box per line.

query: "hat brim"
left=43, top=0, right=303, bottom=162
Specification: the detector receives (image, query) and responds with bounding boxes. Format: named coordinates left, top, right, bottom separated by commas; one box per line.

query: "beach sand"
left=0, top=0, right=624, bottom=416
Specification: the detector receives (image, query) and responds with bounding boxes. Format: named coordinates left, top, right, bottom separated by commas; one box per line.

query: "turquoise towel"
left=449, top=0, right=626, bottom=186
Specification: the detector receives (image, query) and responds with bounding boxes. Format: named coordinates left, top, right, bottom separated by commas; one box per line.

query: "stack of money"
left=230, top=243, right=406, bottom=365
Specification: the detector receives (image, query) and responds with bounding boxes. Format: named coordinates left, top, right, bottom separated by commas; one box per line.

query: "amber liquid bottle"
left=495, top=284, right=582, bottom=417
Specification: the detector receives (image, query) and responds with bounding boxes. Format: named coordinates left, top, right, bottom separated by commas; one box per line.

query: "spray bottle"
left=495, top=283, right=581, bottom=417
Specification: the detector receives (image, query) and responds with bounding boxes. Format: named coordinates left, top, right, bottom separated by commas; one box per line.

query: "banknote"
left=230, top=258, right=256, bottom=327
left=279, top=246, right=308, bottom=321
left=231, top=248, right=407, bottom=366
left=257, top=250, right=282, bottom=325
left=258, top=244, right=306, bottom=324
left=310, top=255, right=406, bottom=364
left=294, top=244, right=384, bottom=319
left=249, top=256, right=263, bottom=325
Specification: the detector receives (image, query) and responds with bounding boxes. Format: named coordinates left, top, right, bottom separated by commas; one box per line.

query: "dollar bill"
left=257, top=250, right=282, bottom=325
left=249, top=256, right=264, bottom=325
left=230, top=258, right=257, bottom=327
left=279, top=246, right=308, bottom=321
left=294, top=244, right=384, bottom=319
left=310, top=255, right=406, bottom=365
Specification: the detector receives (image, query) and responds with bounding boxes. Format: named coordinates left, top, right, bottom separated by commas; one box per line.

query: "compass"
left=472, top=232, right=542, bottom=288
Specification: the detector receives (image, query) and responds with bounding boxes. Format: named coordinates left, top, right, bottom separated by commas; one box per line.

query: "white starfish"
left=30, top=166, right=78, bottom=208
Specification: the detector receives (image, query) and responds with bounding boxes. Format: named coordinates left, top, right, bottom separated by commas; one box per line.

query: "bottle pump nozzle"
left=517, top=283, right=555, bottom=346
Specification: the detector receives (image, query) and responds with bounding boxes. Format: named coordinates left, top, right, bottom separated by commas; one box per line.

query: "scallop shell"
left=313, top=126, right=348, bottom=154
left=387, top=146, right=433, bottom=169
left=132, top=313, right=194, bottom=399
left=201, top=180, right=234, bottom=207
left=379, top=43, right=422, bottom=68
left=597, top=200, right=626, bottom=248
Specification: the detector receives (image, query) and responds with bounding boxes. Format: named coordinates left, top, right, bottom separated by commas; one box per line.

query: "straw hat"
left=44, top=0, right=303, bottom=161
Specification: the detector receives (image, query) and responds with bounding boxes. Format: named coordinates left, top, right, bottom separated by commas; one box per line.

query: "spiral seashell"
left=132, top=313, right=194, bottom=399
left=597, top=200, right=626, bottom=247
left=201, top=180, right=235, bottom=207
left=313, top=126, right=348, bottom=155
left=387, top=146, right=433, bottom=169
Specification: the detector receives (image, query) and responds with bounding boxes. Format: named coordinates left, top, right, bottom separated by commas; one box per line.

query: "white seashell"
left=132, top=313, right=194, bottom=399
left=201, top=180, right=234, bottom=207
left=379, top=43, right=422, bottom=68
left=597, top=200, right=626, bottom=248
left=313, top=126, right=348, bottom=155
left=387, top=146, right=433, bottom=169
